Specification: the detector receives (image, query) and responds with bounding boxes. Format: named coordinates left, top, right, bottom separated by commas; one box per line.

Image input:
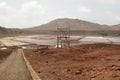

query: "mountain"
left=0, top=27, right=8, bottom=34
left=0, top=18, right=120, bottom=37
left=0, top=27, right=9, bottom=37
left=29, top=18, right=119, bottom=31
left=112, top=24, right=120, bottom=31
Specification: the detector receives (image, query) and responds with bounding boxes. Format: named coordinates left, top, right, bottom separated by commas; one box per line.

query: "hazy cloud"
left=78, top=7, right=92, bottom=13
left=0, top=0, right=120, bottom=28
left=0, top=2, right=13, bottom=15
left=96, top=0, right=119, bottom=4
left=21, top=1, right=45, bottom=14
left=0, top=2, right=7, bottom=7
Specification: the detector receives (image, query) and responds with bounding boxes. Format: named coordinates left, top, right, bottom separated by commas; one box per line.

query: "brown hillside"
left=29, top=18, right=117, bottom=31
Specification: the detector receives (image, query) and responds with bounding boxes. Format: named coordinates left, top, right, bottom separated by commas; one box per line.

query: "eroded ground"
left=24, top=44, right=120, bottom=80
left=0, top=49, right=12, bottom=63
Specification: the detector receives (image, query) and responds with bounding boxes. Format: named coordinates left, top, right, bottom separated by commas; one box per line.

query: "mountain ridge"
left=0, top=18, right=120, bottom=37
left=29, top=18, right=120, bottom=31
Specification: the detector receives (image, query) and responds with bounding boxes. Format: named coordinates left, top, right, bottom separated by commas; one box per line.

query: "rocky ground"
left=24, top=44, right=120, bottom=80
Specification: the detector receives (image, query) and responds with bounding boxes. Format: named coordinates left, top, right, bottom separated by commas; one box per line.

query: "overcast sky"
left=0, top=0, right=120, bottom=28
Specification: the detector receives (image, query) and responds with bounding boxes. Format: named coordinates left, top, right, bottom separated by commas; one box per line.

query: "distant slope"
left=0, top=27, right=8, bottom=34
left=112, top=24, right=120, bottom=31
left=0, top=27, right=29, bottom=37
left=0, top=18, right=120, bottom=37
left=29, top=18, right=118, bottom=31
left=0, top=27, right=9, bottom=37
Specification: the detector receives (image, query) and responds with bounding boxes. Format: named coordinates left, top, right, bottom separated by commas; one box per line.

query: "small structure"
left=56, top=27, right=70, bottom=48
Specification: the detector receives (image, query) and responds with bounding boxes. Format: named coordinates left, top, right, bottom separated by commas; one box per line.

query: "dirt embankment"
left=24, top=44, right=120, bottom=80
left=0, top=49, right=12, bottom=63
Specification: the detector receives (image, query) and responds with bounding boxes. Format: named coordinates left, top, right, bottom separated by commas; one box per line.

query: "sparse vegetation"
left=100, top=33, right=108, bottom=36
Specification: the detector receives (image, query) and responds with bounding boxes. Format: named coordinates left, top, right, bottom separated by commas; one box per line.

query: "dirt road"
left=0, top=49, right=32, bottom=80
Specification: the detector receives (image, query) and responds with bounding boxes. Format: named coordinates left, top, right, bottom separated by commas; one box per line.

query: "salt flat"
left=0, top=37, right=28, bottom=46
left=13, top=35, right=120, bottom=46
left=1, top=35, right=120, bottom=46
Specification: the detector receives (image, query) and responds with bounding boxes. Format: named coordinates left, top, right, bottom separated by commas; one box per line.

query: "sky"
left=0, top=0, right=120, bottom=28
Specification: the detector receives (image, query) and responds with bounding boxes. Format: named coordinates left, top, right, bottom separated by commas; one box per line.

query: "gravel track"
left=0, top=49, right=33, bottom=80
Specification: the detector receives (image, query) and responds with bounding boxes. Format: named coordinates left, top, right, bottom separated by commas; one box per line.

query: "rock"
left=46, top=61, right=48, bottom=63
left=38, top=71, right=41, bottom=73
left=67, top=68, right=71, bottom=72
left=58, top=78, right=61, bottom=80
left=75, top=70, right=82, bottom=75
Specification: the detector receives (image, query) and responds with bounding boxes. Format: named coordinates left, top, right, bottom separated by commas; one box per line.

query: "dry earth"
left=24, top=44, right=120, bottom=80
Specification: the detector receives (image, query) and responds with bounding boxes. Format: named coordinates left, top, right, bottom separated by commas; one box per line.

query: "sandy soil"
left=24, top=44, right=120, bottom=80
